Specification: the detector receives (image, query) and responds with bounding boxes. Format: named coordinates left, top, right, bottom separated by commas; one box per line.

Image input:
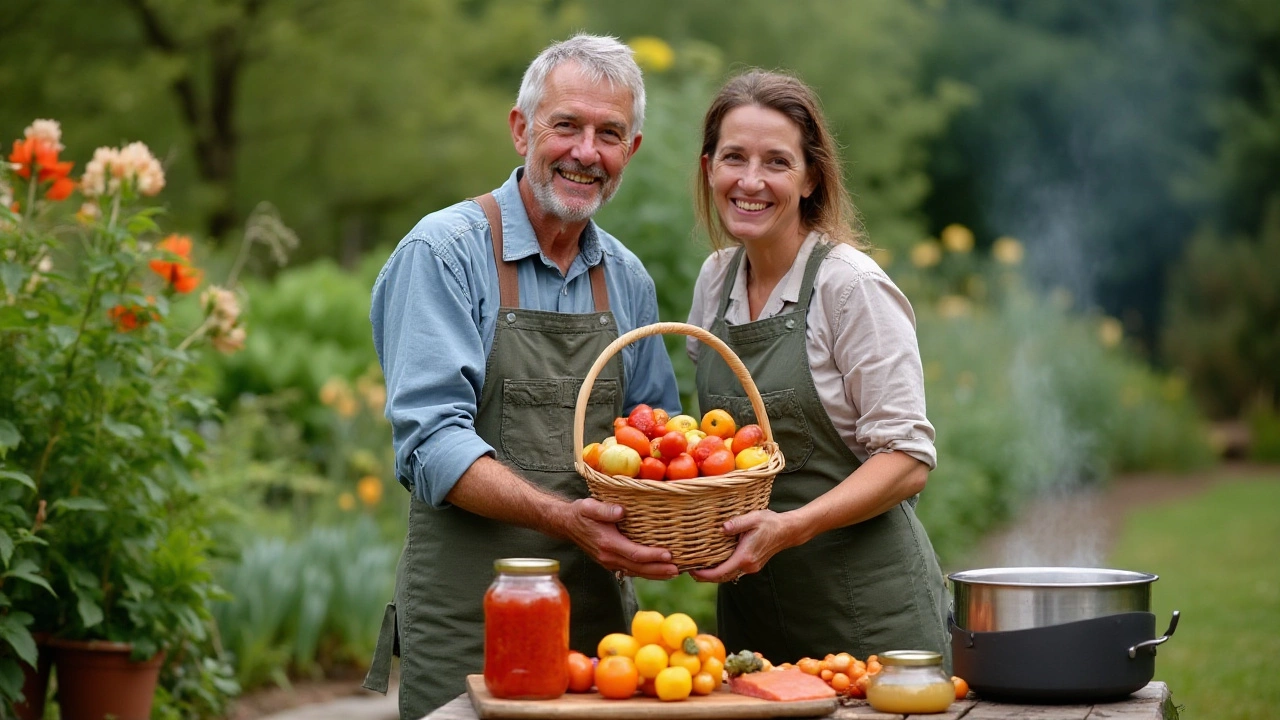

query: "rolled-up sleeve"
left=832, top=272, right=937, bottom=469
left=371, top=237, right=495, bottom=507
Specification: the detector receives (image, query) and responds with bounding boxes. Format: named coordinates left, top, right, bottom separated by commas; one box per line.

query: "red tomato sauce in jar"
left=483, top=558, right=570, bottom=700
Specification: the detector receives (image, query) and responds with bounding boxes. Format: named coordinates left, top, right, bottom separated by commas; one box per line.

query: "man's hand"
left=445, top=457, right=678, bottom=580
left=559, top=498, right=679, bottom=581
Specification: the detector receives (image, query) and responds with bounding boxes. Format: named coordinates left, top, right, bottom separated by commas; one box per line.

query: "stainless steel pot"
left=949, top=566, right=1156, bottom=632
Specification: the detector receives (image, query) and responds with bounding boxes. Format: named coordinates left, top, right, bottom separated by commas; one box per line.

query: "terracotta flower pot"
left=12, top=632, right=52, bottom=720
left=48, top=639, right=165, bottom=720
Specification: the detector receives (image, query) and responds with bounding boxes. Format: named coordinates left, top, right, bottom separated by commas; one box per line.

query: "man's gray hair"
left=516, top=34, right=646, bottom=137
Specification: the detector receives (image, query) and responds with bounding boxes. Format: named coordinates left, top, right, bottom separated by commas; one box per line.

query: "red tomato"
left=665, top=453, right=699, bottom=480
left=657, top=430, right=688, bottom=459
left=638, top=457, right=667, bottom=481
left=567, top=651, right=595, bottom=692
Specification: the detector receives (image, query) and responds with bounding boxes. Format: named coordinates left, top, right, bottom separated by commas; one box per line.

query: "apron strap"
left=796, top=241, right=835, bottom=309
left=474, top=193, right=519, bottom=308
left=715, top=247, right=746, bottom=321
left=472, top=192, right=610, bottom=313
left=361, top=601, right=399, bottom=694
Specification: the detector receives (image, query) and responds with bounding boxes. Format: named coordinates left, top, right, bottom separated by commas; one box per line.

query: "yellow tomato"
left=691, top=671, right=719, bottom=696
left=735, top=446, right=770, bottom=470
left=666, top=414, right=699, bottom=433
left=659, top=612, right=698, bottom=650
left=631, top=610, right=666, bottom=647
left=655, top=666, right=693, bottom=701
left=669, top=649, right=701, bottom=675
left=597, top=632, right=640, bottom=659
left=700, top=656, right=724, bottom=682
left=634, top=643, right=669, bottom=680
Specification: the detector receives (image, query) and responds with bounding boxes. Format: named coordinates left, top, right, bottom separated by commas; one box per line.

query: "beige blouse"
left=685, top=232, right=937, bottom=470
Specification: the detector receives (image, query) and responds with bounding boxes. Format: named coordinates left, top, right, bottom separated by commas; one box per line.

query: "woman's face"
left=703, top=104, right=815, bottom=248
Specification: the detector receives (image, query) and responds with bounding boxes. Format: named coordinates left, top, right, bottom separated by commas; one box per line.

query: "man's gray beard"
left=526, top=138, right=623, bottom=223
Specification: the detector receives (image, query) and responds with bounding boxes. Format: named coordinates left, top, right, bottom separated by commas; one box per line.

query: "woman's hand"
left=688, top=509, right=801, bottom=583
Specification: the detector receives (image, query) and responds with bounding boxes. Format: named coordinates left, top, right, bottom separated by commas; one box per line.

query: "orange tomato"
left=665, top=453, right=699, bottom=480
left=594, top=655, right=639, bottom=699
left=831, top=653, right=853, bottom=673
left=691, top=671, right=718, bottom=696
left=700, top=409, right=737, bottom=438
left=830, top=672, right=851, bottom=693
left=700, top=656, right=724, bottom=683
left=952, top=676, right=970, bottom=700
left=696, top=634, right=727, bottom=664
left=668, top=649, right=701, bottom=675
left=613, top=417, right=629, bottom=432
left=615, top=426, right=652, bottom=458
left=699, top=448, right=735, bottom=476
left=797, top=657, right=822, bottom=675
left=639, top=676, right=659, bottom=697
left=652, top=408, right=670, bottom=430
left=638, top=456, right=667, bottom=481
left=582, top=442, right=603, bottom=471
left=567, top=651, right=594, bottom=692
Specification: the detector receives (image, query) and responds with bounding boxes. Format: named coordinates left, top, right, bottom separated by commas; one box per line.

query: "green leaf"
left=0, top=262, right=23, bottom=297
left=50, top=497, right=108, bottom=514
left=0, top=420, right=20, bottom=455
left=0, top=613, right=37, bottom=667
left=0, top=658, right=22, bottom=700
left=0, top=529, right=12, bottom=567
left=103, top=417, right=143, bottom=440
left=48, top=325, right=77, bottom=349
left=171, top=430, right=192, bottom=458
left=3, top=560, right=53, bottom=597
left=95, top=357, right=122, bottom=384
left=0, top=470, right=35, bottom=491
left=74, top=587, right=104, bottom=629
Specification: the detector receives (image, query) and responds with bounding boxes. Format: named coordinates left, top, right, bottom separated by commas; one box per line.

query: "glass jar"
left=483, top=558, right=571, bottom=700
left=865, top=650, right=954, bottom=714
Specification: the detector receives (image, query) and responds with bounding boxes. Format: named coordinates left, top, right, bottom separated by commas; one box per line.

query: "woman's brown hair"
left=695, top=69, right=866, bottom=251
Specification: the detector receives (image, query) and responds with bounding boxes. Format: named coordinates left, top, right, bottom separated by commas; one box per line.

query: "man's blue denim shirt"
left=370, top=168, right=681, bottom=507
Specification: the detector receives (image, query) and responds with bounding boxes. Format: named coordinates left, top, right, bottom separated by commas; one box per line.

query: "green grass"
left=1108, top=472, right=1280, bottom=720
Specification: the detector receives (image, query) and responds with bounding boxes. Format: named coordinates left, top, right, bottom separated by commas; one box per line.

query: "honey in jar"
left=483, top=558, right=570, bottom=700
left=865, top=650, right=954, bottom=714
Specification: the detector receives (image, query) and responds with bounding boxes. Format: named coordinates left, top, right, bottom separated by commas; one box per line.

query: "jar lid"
left=494, top=558, right=560, bottom=575
left=878, top=650, right=943, bottom=667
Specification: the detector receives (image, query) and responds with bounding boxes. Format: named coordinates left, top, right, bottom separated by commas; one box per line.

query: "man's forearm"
left=442, top=455, right=570, bottom=539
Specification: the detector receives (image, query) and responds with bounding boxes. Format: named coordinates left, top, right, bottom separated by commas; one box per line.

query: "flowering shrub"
left=0, top=119, right=265, bottom=715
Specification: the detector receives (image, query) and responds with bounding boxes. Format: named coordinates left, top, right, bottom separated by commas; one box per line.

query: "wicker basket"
left=573, top=322, right=785, bottom=571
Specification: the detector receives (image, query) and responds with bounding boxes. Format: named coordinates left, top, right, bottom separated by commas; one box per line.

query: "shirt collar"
left=727, top=231, right=822, bottom=321
left=491, top=167, right=605, bottom=268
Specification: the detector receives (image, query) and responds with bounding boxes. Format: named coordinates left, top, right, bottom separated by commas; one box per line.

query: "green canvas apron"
left=694, top=242, right=950, bottom=668
left=363, top=194, right=634, bottom=717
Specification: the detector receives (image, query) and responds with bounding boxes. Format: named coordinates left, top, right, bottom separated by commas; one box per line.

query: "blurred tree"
left=0, top=0, right=582, bottom=260
left=586, top=0, right=972, bottom=252
left=920, top=0, right=1218, bottom=352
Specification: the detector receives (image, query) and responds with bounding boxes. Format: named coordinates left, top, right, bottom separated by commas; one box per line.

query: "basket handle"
left=573, top=321, right=774, bottom=463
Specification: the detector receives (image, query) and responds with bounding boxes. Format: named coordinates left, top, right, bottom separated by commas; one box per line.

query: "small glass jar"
left=483, top=558, right=570, bottom=700
left=865, top=650, right=955, bottom=714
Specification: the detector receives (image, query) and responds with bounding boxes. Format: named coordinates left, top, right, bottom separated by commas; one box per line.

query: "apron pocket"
left=501, top=377, right=620, bottom=472
left=705, top=389, right=813, bottom=473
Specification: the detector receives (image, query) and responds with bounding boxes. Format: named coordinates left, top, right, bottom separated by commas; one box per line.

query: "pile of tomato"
left=776, top=653, right=969, bottom=700
left=583, top=405, right=769, bottom=481
left=567, top=610, right=729, bottom=702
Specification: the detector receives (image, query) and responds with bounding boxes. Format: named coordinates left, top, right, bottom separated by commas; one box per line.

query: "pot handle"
left=1128, top=610, right=1180, bottom=658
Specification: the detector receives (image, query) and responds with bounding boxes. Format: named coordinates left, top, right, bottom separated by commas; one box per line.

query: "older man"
left=363, top=34, right=682, bottom=716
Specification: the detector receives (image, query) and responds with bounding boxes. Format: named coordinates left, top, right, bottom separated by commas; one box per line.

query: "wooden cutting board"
left=465, top=675, right=837, bottom=719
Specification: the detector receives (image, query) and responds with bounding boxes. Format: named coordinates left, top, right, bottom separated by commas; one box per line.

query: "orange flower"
left=149, top=235, right=203, bottom=293
left=107, top=303, right=157, bottom=332
left=8, top=137, right=73, bottom=182
left=46, top=176, right=76, bottom=201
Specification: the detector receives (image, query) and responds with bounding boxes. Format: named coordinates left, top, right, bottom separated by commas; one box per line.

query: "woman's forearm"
left=782, top=450, right=929, bottom=546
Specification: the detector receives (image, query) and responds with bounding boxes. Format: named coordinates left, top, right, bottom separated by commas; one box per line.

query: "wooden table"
left=425, top=681, right=1176, bottom=719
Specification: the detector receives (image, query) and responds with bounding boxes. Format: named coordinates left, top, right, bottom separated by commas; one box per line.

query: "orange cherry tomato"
left=691, top=671, right=718, bottom=696
left=696, top=634, right=727, bottom=664
left=952, top=676, right=970, bottom=700
left=567, top=651, right=594, bottom=693
left=594, top=655, right=639, bottom=700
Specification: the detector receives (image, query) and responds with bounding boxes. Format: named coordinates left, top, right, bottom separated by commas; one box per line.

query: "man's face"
left=512, top=63, right=642, bottom=222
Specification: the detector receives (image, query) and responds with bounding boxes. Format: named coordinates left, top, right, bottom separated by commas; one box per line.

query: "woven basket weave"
left=573, top=322, right=784, bottom=571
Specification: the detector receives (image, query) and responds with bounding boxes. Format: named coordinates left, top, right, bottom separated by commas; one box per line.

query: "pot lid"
left=947, top=567, right=1157, bottom=587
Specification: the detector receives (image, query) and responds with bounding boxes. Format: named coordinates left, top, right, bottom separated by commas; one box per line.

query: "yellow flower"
left=992, top=236, right=1024, bottom=265
left=910, top=241, right=942, bottom=268
left=937, top=295, right=971, bottom=318
left=357, top=375, right=387, bottom=415
left=1098, top=317, right=1123, bottom=349
left=941, top=224, right=974, bottom=253
left=357, top=476, right=384, bottom=507
left=338, top=492, right=356, bottom=511
left=319, top=377, right=351, bottom=407
left=629, top=36, right=675, bottom=73
left=869, top=247, right=894, bottom=268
